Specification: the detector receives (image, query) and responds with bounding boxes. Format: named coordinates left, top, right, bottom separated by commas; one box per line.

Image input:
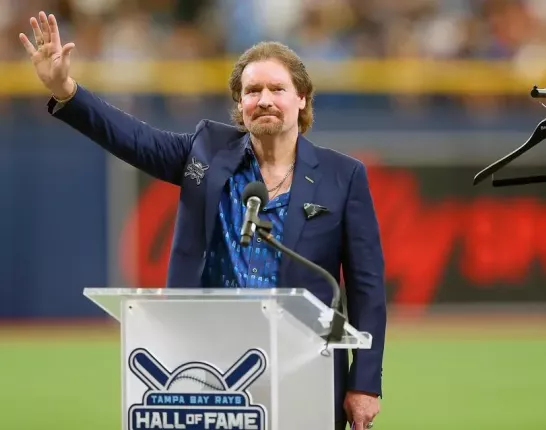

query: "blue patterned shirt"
left=201, top=141, right=290, bottom=288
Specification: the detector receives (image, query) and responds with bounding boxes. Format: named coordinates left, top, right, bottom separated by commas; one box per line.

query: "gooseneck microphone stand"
left=243, top=210, right=346, bottom=344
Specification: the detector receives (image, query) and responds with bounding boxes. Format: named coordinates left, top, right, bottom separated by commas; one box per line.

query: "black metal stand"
left=474, top=85, right=546, bottom=187
left=245, top=214, right=345, bottom=343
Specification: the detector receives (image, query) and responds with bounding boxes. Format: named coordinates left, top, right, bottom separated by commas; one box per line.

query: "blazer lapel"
left=204, top=135, right=247, bottom=246
left=279, top=135, right=322, bottom=286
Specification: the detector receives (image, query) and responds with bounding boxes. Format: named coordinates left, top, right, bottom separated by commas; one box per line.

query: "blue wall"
left=1, top=110, right=107, bottom=318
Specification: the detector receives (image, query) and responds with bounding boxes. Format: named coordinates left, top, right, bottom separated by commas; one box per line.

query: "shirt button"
left=257, top=238, right=261, bottom=242
left=252, top=268, right=257, bottom=273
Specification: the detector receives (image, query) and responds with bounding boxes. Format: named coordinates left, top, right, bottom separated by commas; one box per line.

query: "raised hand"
left=19, top=11, right=76, bottom=99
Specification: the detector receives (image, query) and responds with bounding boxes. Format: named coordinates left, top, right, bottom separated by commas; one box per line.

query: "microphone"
left=239, top=181, right=345, bottom=343
left=240, top=182, right=270, bottom=247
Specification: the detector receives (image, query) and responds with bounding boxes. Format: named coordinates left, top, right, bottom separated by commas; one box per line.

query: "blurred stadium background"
left=2, top=0, right=546, bottom=429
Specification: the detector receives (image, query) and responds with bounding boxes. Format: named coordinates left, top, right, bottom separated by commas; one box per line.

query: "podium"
left=84, top=287, right=372, bottom=430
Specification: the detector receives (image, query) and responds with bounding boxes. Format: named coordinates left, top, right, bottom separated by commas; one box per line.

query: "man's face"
left=239, top=59, right=306, bottom=136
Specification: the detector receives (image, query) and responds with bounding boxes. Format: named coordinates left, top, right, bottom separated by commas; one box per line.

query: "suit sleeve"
left=47, top=84, right=202, bottom=185
left=342, top=161, right=386, bottom=397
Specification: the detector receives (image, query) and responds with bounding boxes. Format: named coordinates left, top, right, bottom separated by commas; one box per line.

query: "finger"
left=48, top=14, right=61, bottom=46
left=354, top=414, right=376, bottom=430
left=19, top=33, right=37, bottom=56
left=61, top=42, right=75, bottom=63
left=30, top=17, right=43, bottom=45
left=353, top=420, right=365, bottom=430
left=39, top=11, right=51, bottom=44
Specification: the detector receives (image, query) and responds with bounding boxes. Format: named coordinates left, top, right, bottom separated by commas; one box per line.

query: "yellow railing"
left=2, top=59, right=546, bottom=95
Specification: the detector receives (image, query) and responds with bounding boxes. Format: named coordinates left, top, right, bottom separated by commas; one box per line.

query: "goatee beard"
left=248, top=121, right=284, bottom=136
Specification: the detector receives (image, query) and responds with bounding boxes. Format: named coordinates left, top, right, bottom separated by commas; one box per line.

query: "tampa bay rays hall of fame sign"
left=127, top=347, right=268, bottom=430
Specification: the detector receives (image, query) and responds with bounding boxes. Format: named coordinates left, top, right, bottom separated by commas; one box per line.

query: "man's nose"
left=257, top=90, right=273, bottom=107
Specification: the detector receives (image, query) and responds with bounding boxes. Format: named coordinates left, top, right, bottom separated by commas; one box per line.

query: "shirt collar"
left=243, top=135, right=256, bottom=165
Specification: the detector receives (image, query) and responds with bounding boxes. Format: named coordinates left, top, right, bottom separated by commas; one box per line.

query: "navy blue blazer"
left=47, top=85, right=386, bottom=420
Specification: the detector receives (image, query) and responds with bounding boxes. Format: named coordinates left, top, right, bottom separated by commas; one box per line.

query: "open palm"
left=19, top=11, right=75, bottom=96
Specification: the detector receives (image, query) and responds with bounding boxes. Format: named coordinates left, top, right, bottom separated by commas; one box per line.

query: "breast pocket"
left=298, top=212, right=343, bottom=265
left=300, top=212, right=341, bottom=238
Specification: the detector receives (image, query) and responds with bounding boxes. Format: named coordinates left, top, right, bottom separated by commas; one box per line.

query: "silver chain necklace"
left=266, top=162, right=295, bottom=193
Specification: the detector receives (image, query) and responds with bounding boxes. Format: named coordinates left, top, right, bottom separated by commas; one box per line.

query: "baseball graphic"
left=166, top=362, right=227, bottom=392
left=129, top=348, right=266, bottom=394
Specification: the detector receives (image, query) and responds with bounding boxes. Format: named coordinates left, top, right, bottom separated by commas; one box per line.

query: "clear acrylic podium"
left=84, top=287, right=372, bottom=430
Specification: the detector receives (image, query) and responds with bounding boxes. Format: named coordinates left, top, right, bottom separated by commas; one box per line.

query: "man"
left=19, top=11, right=386, bottom=430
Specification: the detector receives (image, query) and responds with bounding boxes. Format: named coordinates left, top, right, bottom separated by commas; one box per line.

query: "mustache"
left=252, top=109, right=283, bottom=120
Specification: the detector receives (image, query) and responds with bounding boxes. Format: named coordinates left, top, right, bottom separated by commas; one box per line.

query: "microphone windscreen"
left=242, top=181, right=269, bottom=206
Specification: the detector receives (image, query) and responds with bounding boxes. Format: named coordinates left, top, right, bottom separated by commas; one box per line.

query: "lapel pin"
left=184, top=157, right=209, bottom=185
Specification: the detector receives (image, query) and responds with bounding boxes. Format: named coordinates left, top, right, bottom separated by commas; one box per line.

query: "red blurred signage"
left=118, top=155, right=546, bottom=304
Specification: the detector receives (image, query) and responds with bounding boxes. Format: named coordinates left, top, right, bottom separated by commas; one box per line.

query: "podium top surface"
left=84, top=287, right=322, bottom=300
left=84, top=288, right=372, bottom=350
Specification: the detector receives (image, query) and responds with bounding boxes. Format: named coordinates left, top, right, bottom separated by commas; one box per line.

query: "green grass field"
left=1, top=312, right=545, bottom=430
